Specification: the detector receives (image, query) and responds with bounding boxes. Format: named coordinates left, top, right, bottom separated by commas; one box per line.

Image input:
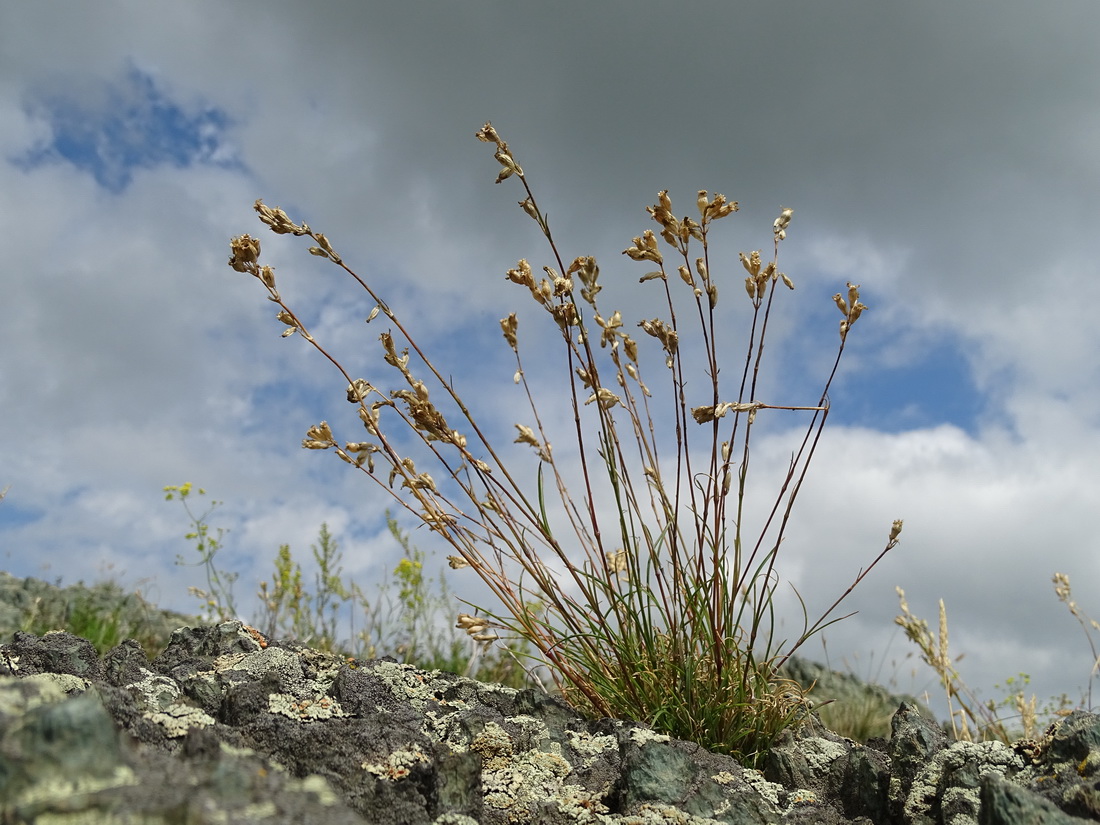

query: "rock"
left=0, top=570, right=203, bottom=659
left=2, top=623, right=1099, bottom=824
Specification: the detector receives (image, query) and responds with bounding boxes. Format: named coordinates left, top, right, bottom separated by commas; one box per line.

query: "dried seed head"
left=549, top=303, right=577, bottom=330
left=447, top=555, right=470, bottom=570
left=691, top=401, right=761, bottom=423
left=780, top=272, right=794, bottom=290
left=584, top=387, right=621, bottom=410
left=833, top=293, right=849, bottom=316
left=303, top=421, right=336, bottom=450
left=500, top=313, right=519, bottom=350
left=569, top=256, right=602, bottom=304
left=254, top=200, right=308, bottom=235
left=678, top=265, right=693, bottom=287
left=313, top=232, right=340, bottom=263
left=346, top=379, right=374, bottom=403
left=493, top=147, right=523, bottom=182
left=506, top=259, right=535, bottom=288
left=659, top=189, right=673, bottom=215
left=519, top=197, right=539, bottom=221
left=623, top=336, right=638, bottom=363
left=638, top=318, right=678, bottom=354
left=380, top=332, right=411, bottom=372
left=740, top=251, right=761, bottom=277
left=228, top=234, right=261, bottom=272
left=684, top=217, right=703, bottom=243
left=889, top=519, right=904, bottom=542
left=847, top=282, right=861, bottom=308
left=623, top=234, right=663, bottom=264
left=697, top=190, right=709, bottom=219
left=514, top=424, right=540, bottom=447
left=595, top=310, right=623, bottom=348
left=605, top=548, right=628, bottom=575
left=257, top=266, right=276, bottom=290
left=475, top=122, right=501, bottom=145
left=456, top=613, right=486, bottom=632
left=708, top=193, right=738, bottom=220
left=402, top=472, right=437, bottom=492
left=773, top=207, right=793, bottom=241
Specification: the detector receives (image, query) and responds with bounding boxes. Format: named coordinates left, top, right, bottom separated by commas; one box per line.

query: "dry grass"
left=895, top=573, right=1097, bottom=742
left=225, top=123, right=901, bottom=766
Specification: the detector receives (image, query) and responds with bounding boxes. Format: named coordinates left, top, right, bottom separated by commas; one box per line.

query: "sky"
left=2, top=2, right=1099, bottom=725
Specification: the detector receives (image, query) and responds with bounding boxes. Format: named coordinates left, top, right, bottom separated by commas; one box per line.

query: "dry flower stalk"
left=225, top=122, right=901, bottom=767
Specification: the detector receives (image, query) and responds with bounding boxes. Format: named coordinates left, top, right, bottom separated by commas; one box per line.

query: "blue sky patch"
left=13, top=64, right=242, bottom=192
left=832, top=337, right=987, bottom=435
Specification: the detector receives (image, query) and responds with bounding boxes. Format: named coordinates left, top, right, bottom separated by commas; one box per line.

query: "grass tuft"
left=225, top=123, right=902, bottom=766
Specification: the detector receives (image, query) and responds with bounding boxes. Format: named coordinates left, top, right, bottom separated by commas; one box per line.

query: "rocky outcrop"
left=1, top=623, right=1098, bottom=824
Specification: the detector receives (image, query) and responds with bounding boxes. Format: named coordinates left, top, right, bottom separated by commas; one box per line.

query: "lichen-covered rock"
left=3, top=623, right=1100, bottom=824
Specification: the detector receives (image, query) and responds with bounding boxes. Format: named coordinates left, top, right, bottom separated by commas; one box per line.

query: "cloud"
left=2, top=2, right=1099, bottom=724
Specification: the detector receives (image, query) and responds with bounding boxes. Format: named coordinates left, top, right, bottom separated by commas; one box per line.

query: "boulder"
left=1, top=624, right=1097, bottom=824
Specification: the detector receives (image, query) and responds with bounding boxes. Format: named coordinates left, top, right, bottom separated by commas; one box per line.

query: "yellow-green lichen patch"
left=369, top=660, right=497, bottom=713
left=362, top=747, right=432, bottom=780
left=481, top=747, right=574, bottom=818
left=146, top=701, right=216, bottom=737
left=268, top=692, right=348, bottom=721
left=128, top=670, right=217, bottom=737
left=567, top=729, right=617, bottom=767
left=739, top=769, right=786, bottom=811
left=628, top=726, right=670, bottom=746
left=212, top=646, right=305, bottom=686
left=621, top=802, right=727, bottom=824
left=369, top=661, right=451, bottom=710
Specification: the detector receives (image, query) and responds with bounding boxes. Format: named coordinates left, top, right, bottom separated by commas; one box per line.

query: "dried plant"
left=896, top=576, right=1092, bottom=743
left=1052, top=572, right=1100, bottom=710
left=225, top=123, right=901, bottom=766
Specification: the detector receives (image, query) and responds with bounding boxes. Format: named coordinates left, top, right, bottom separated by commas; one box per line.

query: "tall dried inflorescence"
left=226, top=123, right=901, bottom=766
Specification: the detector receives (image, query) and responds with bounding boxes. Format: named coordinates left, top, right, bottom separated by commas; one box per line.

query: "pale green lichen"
left=794, top=736, right=848, bottom=772
left=567, top=729, right=618, bottom=767
left=628, top=726, right=671, bottom=745
left=128, top=670, right=217, bottom=737
left=619, top=802, right=726, bottom=824
left=482, top=748, right=574, bottom=818
left=146, top=702, right=216, bottom=737
left=268, top=691, right=348, bottom=721
left=362, top=747, right=432, bottom=780
left=739, top=770, right=786, bottom=811
left=212, top=645, right=305, bottom=685
left=904, top=740, right=1024, bottom=825
left=432, top=814, right=480, bottom=825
